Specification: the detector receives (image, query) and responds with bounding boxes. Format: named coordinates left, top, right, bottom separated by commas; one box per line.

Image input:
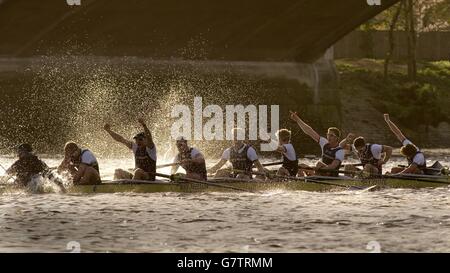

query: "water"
left=0, top=154, right=449, bottom=252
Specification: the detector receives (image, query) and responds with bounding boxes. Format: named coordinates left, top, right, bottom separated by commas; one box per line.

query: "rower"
left=171, top=137, right=207, bottom=181
left=340, top=134, right=393, bottom=176
left=384, top=113, right=426, bottom=174
left=104, top=118, right=157, bottom=181
left=289, top=111, right=344, bottom=176
left=207, top=128, right=267, bottom=179
left=4, top=143, right=50, bottom=186
left=57, top=142, right=101, bottom=185
left=273, top=129, right=299, bottom=176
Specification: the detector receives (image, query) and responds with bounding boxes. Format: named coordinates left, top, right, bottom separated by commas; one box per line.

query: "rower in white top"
left=171, top=137, right=207, bottom=181
left=340, top=133, right=393, bottom=176
left=207, top=128, right=268, bottom=179
left=289, top=111, right=344, bottom=177
left=104, top=118, right=157, bottom=181
left=57, top=142, right=101, bottom=185
left=268, top=129, right=299, bottom=177
left=384, top=113, right=427, bottom=174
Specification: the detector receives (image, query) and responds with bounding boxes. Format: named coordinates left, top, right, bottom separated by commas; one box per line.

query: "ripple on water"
left=1, top=157, right=450, bottom=252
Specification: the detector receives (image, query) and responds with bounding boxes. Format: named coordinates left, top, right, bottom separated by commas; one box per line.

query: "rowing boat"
left=1, top=174, right=448, bottom=194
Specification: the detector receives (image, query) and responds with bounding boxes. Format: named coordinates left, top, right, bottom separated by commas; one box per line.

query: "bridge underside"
left=0, top=0, right=399, bottom=62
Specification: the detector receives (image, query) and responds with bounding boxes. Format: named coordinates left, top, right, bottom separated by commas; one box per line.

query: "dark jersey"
left=8, top=154, right=49, bottom=186
left=176, top=148, right=207, bottom=180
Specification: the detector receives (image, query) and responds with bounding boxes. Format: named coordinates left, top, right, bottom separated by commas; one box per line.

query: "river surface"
left=0, top=153, right=449, bottom=253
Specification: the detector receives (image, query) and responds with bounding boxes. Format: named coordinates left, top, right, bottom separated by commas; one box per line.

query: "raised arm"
left=384, top=114, right=406, bottom=143
left=380, top=145, right=393, bottom=165
left=138, top=118, right=155, bottom=149
left=104, top=123, right=133, bottom=149
left=289, top=111, right=320, bottom=142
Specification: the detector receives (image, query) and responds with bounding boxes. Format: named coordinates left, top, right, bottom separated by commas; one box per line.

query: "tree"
left=405, top=0, right=417, bottom=81
left=384, top=0, right=405, bottom=81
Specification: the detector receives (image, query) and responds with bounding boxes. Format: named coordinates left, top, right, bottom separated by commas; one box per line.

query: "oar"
left=397, top=164, right=449, bottom=174
left=260, top=161, right=283, bottom=167
left=383, top=174, right=450, bottom=185
left=246, top=170, right=370, bottom=190
left=50, top=162, right=181, bottom=172
left=337, top=167, right=450, bottom=185
left=156, top=162, right=179, bottom=169
left=298, top=165, right=365, bottom=177
left=259, top=161, right=363, bottom=168
left=154, top=172, right=257, bottom=193
left=307, top=167, right=450, bottom=185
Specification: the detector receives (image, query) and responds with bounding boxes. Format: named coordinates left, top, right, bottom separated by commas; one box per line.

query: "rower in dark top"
left=105, top=118, right=157, bottom=181
left=289, top=111, right=344, bottom=176
left=4, top=143, right=49, bottom=187
left=208, top=128, right=268, bottom=179
left=384, top=113, right=427, bottom=174
left=57, top=142, right=101, bottom=185
left=340, top=134, right=393, bottom=176
left=171, top=137, right=207, bottom=181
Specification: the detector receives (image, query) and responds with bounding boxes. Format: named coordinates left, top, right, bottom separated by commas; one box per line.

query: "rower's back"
left=9, top=154, right=48, bottom=186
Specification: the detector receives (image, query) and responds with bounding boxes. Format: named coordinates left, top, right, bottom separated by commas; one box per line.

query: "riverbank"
left=337, top=58, right=450, bottom=148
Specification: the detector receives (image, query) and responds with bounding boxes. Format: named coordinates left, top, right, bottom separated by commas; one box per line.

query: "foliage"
left=336, top=59, right=449, bottom=131
left=360, top=0, right=450, bottom=32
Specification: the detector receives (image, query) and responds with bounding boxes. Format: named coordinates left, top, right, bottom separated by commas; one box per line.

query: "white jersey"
left=281, top=143, right=297, bottom=161
left=80, top=149, right=98, bottom=166
left=402, top=139, right=425, bottom=166
left=351, top=144, right=383, bottom=160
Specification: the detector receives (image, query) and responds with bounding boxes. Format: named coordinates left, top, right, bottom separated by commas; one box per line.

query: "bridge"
left=0, top=0, right=401, bottom=153
left=0, top=0, right=398, bottom=62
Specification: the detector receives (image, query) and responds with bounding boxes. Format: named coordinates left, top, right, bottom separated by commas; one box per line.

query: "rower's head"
left=232, top=128, right=246, bottom=148
left=326, top=127, right=341, bottom=144
left=16, top=143, right=33, bottom=158
left=400, top=144, right=418, bottom=159
left=64, top=142, right=80, bottom=159
left=133, top=132, right=146, bottom=147
left=175, top=136, right=189, bottom=152
left=276, top=129, right=291, bottom=145
left=353, top=137, right=366, bottom=154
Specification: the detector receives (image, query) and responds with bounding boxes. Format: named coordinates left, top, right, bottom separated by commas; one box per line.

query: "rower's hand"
left=289, top=110, right=300, bottom=122
left=377, top=159, right=385, bottom=166
left=384, top=113, right=390, bottom=122
left=104, top=123, right=111, bottom=131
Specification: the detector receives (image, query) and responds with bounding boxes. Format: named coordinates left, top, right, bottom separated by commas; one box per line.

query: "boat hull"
left=67, top=177, right=450, bottom=194
left=1, top=176, right=448, bottom=194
